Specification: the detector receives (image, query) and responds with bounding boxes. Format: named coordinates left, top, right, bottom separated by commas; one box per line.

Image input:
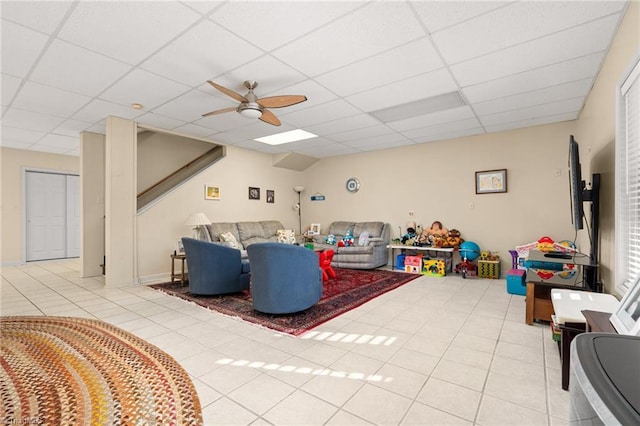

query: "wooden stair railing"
left=137, top=145, right=225, bottom=211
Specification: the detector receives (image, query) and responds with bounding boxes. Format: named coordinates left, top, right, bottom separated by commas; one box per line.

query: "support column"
left=104, top=116, right=137, bottom=287
left=80, top=132, right=105, bottom=277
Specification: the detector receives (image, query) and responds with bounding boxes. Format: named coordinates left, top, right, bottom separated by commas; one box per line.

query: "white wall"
left=303, top=121, right=578, bottom=275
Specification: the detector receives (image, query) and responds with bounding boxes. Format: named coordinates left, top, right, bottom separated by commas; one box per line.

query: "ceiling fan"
left=202, top=80, right=307, bottom=126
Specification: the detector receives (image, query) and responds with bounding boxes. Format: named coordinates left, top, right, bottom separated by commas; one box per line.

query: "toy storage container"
left=506, top=269, right=526, bottom=295
left=478, top=260, right=500, bottom=278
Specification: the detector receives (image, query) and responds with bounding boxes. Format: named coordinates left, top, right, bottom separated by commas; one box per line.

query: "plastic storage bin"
left=506, top=269, right=526, bottom=295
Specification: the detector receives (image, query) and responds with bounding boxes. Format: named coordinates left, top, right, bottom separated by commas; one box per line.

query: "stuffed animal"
left=325, top=234, right=336, bottom=245
left=342, top=229, right=355, bottom=246
left=401, top=221, right=417, bottom=245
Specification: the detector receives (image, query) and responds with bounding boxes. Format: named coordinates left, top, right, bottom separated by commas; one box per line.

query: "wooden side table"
left=170, top=253, right=187, bottom=285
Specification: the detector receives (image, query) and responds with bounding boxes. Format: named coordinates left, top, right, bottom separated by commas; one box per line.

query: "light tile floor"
left=1, top=259, right=571, bottom=425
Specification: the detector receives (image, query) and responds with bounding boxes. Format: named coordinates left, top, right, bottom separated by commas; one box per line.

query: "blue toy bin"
left=506, top=269, right=526, bottom=295
left=396, top=254, right=406, bottom=270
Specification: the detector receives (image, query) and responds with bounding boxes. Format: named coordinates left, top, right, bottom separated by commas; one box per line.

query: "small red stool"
left=318, top=249, right=336, bottom=281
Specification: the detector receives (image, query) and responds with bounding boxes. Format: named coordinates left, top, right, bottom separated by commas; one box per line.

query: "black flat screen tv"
left=569, top=135, right=584, bottom=231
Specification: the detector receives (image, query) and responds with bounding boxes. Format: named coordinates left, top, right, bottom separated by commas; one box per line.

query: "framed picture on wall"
left=176, top=239, right=184, bottom=254
left=266, top=190, right=275, bottom=203
left=249, top=187, right=260, bottom=200
left=205, top=185, right=220, bottom=200
left=309, top=223, right=321, bottom=235
left=476, top=169, right=507, bottom=194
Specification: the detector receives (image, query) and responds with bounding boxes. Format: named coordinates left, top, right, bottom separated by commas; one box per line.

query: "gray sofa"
left=311, top=221, right=390, bottom=269
left=204, top=220, right=288, bottom=257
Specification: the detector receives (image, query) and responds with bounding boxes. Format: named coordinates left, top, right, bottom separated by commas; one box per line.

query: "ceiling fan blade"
left=202, top=106, right=237, bottom=117
left=257, top=95, right=307, bottom=108
left=207, top=80, right=247, bottom=103
left=259, top=109, right=281, bottom=126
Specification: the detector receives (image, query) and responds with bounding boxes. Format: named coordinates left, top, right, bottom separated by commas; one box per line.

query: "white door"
left=26, top=172, right=80, bottom=261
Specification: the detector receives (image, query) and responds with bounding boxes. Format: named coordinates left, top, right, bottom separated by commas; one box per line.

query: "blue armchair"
left=247, top=242, right=323, bottom=314
left=181, top=237, right=250, bottom=296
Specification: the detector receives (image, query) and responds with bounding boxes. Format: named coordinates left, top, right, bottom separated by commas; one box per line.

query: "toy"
left=324, top=234, right=336, bottom=245
left=419, top=220, right=449, bottom=246
left=342, top=229, right=354, bottom=246
left=455, top=241, right=481, bottom=278
left=423, top=259, right=445, bottom=277
left=401, top=221, right=417, bottom=246
left=404, top=255, right=422, bottom=274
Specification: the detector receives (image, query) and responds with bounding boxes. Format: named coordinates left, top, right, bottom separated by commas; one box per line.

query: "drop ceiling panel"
left=72, top=99, right=145, bottom=124
left=2, top=74, right=21, bottom=106
left=473, top=79, right=594, bottom=116
left=451, top=14, right=621, bottom=87
left=1, top=21, right=49, bottom=78
left=212, top=1, right=363, bottom=51
left=100, top=69, right=191, bottom=110
left=54, top=119, right=95, bottom=137
left=342, top=132, right=409, bottom=148
left=209, top=56, right=307, bottom=97
left=305, top=114, right=380, bottom=136
left=316, top=38, right=444, bottom=97
left=141, top=20, right=264, bottom=87
left=357, top=137, right=415, bottom=152
left=152, top=89, right=229, bottom=122
left=433, top=1, right=626, bottom=64
left=1, top=126, right=46, bottom=145
left=420, top=127, right=486, bottom=144
left=38, top=134, right=78, bottom=149
left=12, top=82, right=91, bottom=117
left=346, top=68, right=458, bottom=112
left=2, top=108, right=66, bottom=133
left=272, top=2, right=425, bottom=76
left=278, top=99, right=361, bottom=128
left=136, top=113, right=187, bottom=131
left=172, top=123, right=217, bottom=138
left=387, top=106, right=477, bottom=132
left=30, top=40, right=131, bottom=97
left=295, top=142, right=358, bottom=158
left=58, top=1, right=201, bottom=65
left=329, top=124, right=395, bottom=143
left=485, top=112, right=578, bottom=134
left=462, top=53, right=604, bottom=103
left=403, top=118, right=483, bottom=141
left=479, top=98, right=584, bottom=127
left=1, top=1, right=74, bottom=34
left=412, top=1, right=511, bottom=33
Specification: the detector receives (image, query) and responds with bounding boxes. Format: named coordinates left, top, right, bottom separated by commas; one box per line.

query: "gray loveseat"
left=311, top=221, right=390, bottom=269
left=204, top=220, right=289, bottom=257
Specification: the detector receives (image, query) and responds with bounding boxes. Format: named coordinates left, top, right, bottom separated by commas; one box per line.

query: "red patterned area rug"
left=0, top=316, right=202, bottom=425
left=151, top=268, right=419, bottom=336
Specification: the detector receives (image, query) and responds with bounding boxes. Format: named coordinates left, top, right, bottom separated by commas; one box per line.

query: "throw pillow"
left=276, top=229, right=297, bottom=244
left=358, top=231, right=370, bottom=246
left=219, top=232, right=242, bottom=250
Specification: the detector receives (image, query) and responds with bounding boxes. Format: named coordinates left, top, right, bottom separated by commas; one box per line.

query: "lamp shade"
left=184, top=213, right=211, bottom=227
left=293, top=186, right=305, bottom=193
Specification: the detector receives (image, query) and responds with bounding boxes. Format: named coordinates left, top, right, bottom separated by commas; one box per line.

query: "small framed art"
left=249, top=187, right=260, bottom=200
left=266, top=190, right=275, bottom=203
left=475, top=169, right=507, bottom=194
left=309, top=223, right=321, bottom=235
left=205, top=185, right=220, bottom=200
left=176, top=239, right=185, bottom=254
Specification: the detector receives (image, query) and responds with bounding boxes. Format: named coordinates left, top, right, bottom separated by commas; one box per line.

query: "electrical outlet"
left=408, top=211, right=415, bottom=217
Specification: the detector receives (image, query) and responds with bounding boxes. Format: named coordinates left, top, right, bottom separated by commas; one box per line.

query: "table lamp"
left=184, top=213, right=211, bottom=240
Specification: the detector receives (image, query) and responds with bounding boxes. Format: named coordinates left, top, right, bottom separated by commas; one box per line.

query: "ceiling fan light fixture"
left=238, top=103, right=263, bottom=119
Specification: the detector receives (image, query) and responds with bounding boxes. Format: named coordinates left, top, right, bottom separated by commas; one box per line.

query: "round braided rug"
left=0, top=316, right=202, bottom=425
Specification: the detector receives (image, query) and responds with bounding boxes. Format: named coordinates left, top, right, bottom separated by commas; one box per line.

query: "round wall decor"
left=346, top=177, right=360, bottom=193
